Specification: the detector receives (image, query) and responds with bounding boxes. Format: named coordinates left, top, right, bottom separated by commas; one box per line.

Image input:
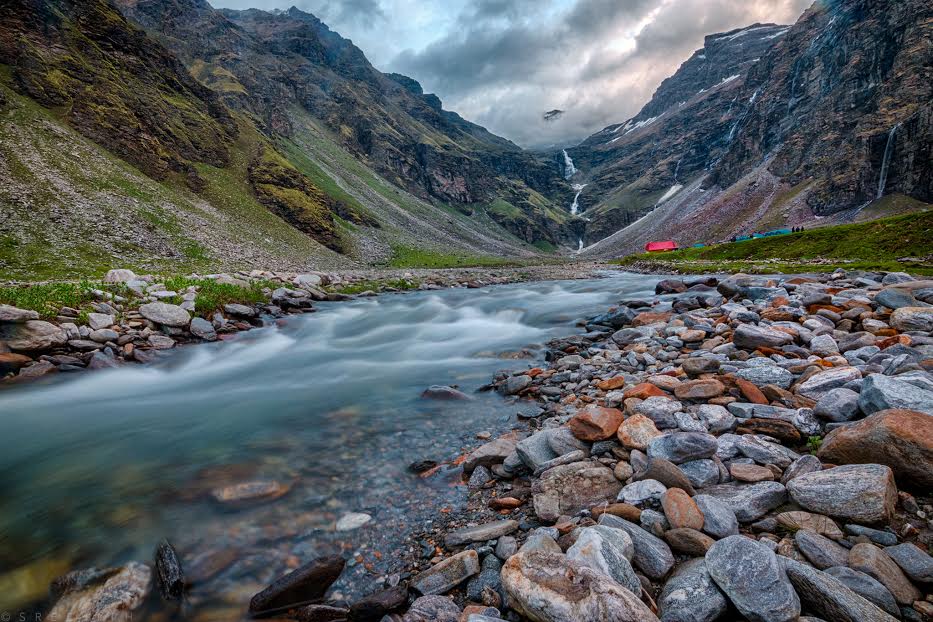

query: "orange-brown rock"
left=489, top=497, right=524, bottom=510
left=736, top=419, right=802, bottom=444
left=567, top=405, right=624, bottom=441
left=729, top=463, right=775, bottom=482
left=616, top=414, right=662, bottom=450
left=0, top=352, right=33, bottom=375
left=624, top=382, right=668, bottom=399
left=632, top=311, right=672, bottom=326
left=673, top=379, right=724, bottom=400
left=597, top=376, right=626, bottom=391
left=660, top=488, right=704, bottom=530
left=735, top=378, right=769, bottom=404
left=591, top=502, right=642, bottom=522
left=818, top=409, right=933, bottom=489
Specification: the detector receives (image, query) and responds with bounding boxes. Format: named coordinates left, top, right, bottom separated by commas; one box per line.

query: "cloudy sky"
left=213, top=0, right=813, bottom=148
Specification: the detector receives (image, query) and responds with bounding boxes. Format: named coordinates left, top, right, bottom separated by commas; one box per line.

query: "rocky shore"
left=12, top=268, right=933, bottom=622
left=0, top=263, right=606, bottom=384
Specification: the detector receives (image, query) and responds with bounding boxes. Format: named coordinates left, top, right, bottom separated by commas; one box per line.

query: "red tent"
left=645, top=240, right=678, bottom=252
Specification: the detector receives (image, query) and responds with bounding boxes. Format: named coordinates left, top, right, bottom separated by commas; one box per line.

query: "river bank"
left=373, top=269, right=933, bottom=622
left=0, top=262, right=610, bottom=385
left=3, top=268, right=933, bottom=622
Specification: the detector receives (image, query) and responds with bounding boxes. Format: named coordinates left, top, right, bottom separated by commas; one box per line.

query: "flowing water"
left=0, top=272, right=663, bottom=615
left=877, top=123, right=899, bottom=199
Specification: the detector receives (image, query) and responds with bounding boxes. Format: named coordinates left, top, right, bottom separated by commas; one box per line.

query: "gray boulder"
left=814, top=388, right=861, bottom=422
left=794, top=530, right=850, bottom=569
left=706, top=535, right=800, bottom=622
left=858, top=374, right=933, bottom=415
left=884, top=542, right=933, bottom=584
left=647, top=432, right=718, bottom=464
left=567, top=526, right=640, bottom=594
left=825, top=567, right=901, bottom=618
left=732, top=324, right=793, bottom=350
left=703, top=481, right=787, bottom=522
left=0, top=304, right=39, bottom=322
left=1, top=320, right=67, bottom=351
left=598, top=514, right=675, bottom=579
left=659, top=558, right=728, bottom=622
left=782, top=558, right=898, bottom=622
left=411, top=550, right=479, bottom=595
left=796, top=367, right=863, bottom=400
left=501, top=551, right=660, bottom=622
left=139, top=302, right=191, bottom=328
left=694, top=494, right=739, bottom=539
left=787, top=464, right=897, bottom=523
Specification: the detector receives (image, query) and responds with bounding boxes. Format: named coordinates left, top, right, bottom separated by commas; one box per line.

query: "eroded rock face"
left=786, top=464, right=897, bottom=523
left=532, top=461, right=621, bottom=522
left=500, top=551, right=660, bottom=622
left=818, top=409, right=933, bottom=488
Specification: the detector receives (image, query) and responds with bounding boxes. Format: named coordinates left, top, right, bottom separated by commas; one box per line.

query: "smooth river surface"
left=0, top=272, right=662, bottom=615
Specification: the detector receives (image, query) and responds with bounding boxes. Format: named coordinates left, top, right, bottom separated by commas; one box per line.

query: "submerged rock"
left=411, top=550, right=479, bottom=595
left=49, top=562, right=152, bottom=622
left=249, top=555, right=345, bottom=616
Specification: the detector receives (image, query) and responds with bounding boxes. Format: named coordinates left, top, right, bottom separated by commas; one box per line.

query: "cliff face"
left=572, top=0, right=931, bottom=252
left=115, top=0, right=574, bottom=245
left=710, top=0, right=932, bottom=213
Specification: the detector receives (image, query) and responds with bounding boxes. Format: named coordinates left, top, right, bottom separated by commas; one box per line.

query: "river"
left=0, top=271, right=663, bottom=615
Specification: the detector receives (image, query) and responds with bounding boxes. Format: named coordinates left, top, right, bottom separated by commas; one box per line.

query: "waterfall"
left=577, top=238, right=584, bottom=252
left=570, top=183, right=587, bottom=215
left=562, top=150, right=577, bottom=179
left=673, top=157, right=683, bottom=183
left=876, top=123, right=899, bottom=199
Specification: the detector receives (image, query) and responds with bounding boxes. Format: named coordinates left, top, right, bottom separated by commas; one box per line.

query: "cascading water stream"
left=876, top=123, right=899, bottom=199
left=570, top=183, right=587, bottom=215
left=562, top=149, right=577, bottom=179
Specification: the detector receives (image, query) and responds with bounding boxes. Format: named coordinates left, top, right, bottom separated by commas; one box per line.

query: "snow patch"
left=715, top=26, right=780, bottom=42
left=656, top=184, right=683, bottom=206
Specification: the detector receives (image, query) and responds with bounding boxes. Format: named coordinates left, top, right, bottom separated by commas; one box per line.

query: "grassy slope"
left=0, top=83, right=345, bottom=280
left=615, top=209, right=933, bottom=274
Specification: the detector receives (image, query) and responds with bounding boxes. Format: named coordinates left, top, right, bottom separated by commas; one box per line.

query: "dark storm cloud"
left=389, top=0, right=813, bottom=148
left=213, top=0, right=813, bottom=147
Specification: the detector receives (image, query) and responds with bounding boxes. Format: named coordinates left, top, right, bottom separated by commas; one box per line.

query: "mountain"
left=571, top=0, right=931, bottom=257
left=565, top=23, right=790, bottom=242
left=0, top=0, right=573, bottom=280
left=114, top=0, right=574, bottom=246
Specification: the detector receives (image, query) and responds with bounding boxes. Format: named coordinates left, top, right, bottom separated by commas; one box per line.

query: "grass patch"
left=0, top=281, right=123, bottom=319
left=386, top=245, right=522, bottom=269
left=613, top=210, right=933, bottom=274
left=162, top=277, right=274, bottom=316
